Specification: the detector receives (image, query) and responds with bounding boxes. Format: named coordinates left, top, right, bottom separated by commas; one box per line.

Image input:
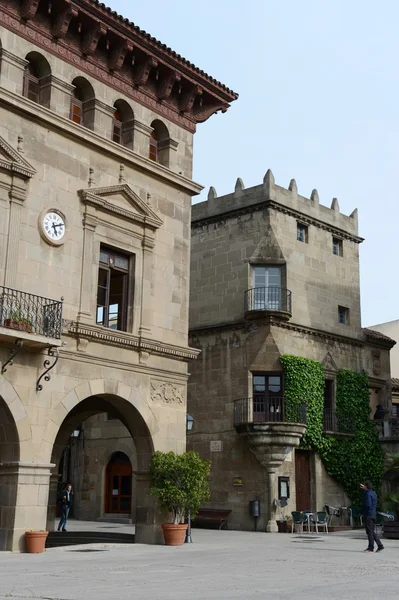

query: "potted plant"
left=25, top=530, right=48, bottom=553
left=150, top=450, right=211, bottom=546
left=4, top=311, right=33, bottom=332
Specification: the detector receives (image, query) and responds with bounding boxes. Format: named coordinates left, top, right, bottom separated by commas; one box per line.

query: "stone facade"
left=187, top=173, right=394, bottom=532
left=0, top=1, right=236, bottom=551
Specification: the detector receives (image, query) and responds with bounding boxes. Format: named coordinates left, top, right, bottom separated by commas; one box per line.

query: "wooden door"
left=105, top=461, right=132, bottom=514
left=295, top=450, right=311, bottom=511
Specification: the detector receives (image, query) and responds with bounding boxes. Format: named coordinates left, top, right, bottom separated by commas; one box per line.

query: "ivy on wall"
left=280, top=355, right=384, bottom=506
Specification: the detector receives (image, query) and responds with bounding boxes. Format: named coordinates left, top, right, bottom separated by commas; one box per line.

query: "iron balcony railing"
left=245, top=287, right=292, bottom=314
left=234, top=396, right=306, bottom=427
left=323, top=409, right=355, bottom=435
left=374, top=418, right=399, bottom=440
left=0, top=285, right=63, bottom=339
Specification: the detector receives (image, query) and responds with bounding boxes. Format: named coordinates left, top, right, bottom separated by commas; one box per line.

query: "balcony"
left=234, top=397, right=306, bottom=474
left=244, top=287, right=292, bottom=320
left=375, top=418, right=399, bottom=442
left=323, top=409, right=355, bottom=438
left=0, top=286, right=63, bottom=348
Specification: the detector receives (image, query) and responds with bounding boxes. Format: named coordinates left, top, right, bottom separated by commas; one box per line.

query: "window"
left=149, top=130, right=158, bottom=162
left=112, top=110, right=123, bottom=144
left=333, top=237, right=343, bottom=257
left=338, top=305, right=349, bottom=325
left=96, top=247, right=130, bottom=331
left=252, top=372, right=282, bottom=422
left=253, top=266, right=282, bottom=310
left=324, top=380, right=334, bottom=411
left=278, top=476, right=290, bottom=500
left=70, top=77, right=95, bottom=129
left=297, top=223, right=308, bottom=243
left=23, top=64, right=40, bottom=103
left=392, top=404, right=399, bottom=419
left=71, top=93, right=83, bottom=124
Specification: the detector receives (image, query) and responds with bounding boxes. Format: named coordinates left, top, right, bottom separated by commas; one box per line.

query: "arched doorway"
left=105, top=452, right=132, bottom=514
left=46, top=390, right=157, bottom=543
left=0, top=397, right=20, bottom=551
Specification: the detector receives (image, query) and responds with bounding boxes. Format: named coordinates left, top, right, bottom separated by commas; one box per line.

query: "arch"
left=112, top=99, right=134, bottom=148
left=23, top=52, right=51, bottom=107
left=0, top=377, right=32, bottom=461
left=71, top=77, right=95, bottom=129
left=150, top=119, right=170, bottom=166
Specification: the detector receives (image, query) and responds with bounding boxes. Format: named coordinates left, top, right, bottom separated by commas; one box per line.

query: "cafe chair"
left=311, top=511, right=328, bottom=534
left=291, top=511, right=305, bottom=534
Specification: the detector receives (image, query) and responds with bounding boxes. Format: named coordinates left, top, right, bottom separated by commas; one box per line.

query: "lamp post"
left=185, top=413, right=194, bottom=543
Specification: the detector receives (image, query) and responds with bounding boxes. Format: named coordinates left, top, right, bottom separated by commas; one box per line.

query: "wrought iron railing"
left=323, top=409, right=355, bottom=435
left=245, top=287, right=292, bottom=313
left=374, top=418, right=399, bottom=440
left=0, top=285, right=62, bottom=339
left=234, top=396, right=306, bottom=426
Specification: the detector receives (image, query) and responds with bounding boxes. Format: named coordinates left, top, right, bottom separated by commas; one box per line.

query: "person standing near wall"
left=58, top=483, right=73, bottom=532
left=361, top=481, right=384, bottom=552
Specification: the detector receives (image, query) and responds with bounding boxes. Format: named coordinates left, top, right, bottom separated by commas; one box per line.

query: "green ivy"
left=280, top=355, right=384, bottom=507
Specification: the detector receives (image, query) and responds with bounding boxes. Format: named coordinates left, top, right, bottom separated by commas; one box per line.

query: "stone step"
left=97, top=514, right=133, bottom=525
left=46, top=531, right=135, bottom=548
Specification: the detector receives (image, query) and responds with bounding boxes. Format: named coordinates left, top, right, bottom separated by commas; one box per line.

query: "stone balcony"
left=244, top=287, right=292, bottom=321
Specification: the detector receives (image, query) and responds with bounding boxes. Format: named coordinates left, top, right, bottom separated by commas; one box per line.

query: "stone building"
left=187, top=172, right=395, bottom=532
left=0, top=0, right=236, bottom=551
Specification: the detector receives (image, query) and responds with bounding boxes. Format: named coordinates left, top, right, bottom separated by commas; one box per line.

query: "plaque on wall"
left=210, top=440, right=222, bottom=452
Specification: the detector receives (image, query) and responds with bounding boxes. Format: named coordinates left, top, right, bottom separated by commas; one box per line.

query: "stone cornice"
left=192, top=200, right=363, bottom=244
left=0, top=87, right=203, bottom=196
left=0, top=1, right=237, bottom=132
left=66, top=321, right=200, bottom=361
left=189, top=317, right=365, bottom=348
left=0, top=134, right=36, bottom=179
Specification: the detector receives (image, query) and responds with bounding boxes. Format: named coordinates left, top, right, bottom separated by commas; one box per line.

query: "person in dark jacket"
left=58, top=483, right=73, bottom=532
left=361, top=481, right=384, bottom=552
left=373, top=405, right=385, bottom=420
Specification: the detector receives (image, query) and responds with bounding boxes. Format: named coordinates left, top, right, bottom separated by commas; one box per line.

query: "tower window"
left=297, top=223, right=308, bottom=243
left=333, top=237, right=343, bottom=256
left=338, top=306, right=349, bottom=325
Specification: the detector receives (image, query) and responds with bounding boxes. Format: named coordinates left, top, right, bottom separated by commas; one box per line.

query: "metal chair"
left=376, top=511, right=395, bottom=535
left=325, top=505, right=342, bottom=526
left=348, top=505, right=363, bottom=527
left=291, top=511, right=305, bottom=534
left=311, top=511, right=328, bottom=534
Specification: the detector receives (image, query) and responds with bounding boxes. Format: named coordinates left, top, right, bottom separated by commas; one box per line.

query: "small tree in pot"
left=150, top=450, right=211, bottom=546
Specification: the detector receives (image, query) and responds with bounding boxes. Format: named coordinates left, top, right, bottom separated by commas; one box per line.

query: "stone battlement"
left=192, top=170, right=360, bottom=239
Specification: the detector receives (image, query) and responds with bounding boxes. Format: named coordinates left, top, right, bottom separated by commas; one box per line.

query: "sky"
left=110, top=0, right=398, bottom=327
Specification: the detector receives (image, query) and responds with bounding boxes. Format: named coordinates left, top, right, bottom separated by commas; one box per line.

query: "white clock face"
left=43, top=211, right=66, bottom=242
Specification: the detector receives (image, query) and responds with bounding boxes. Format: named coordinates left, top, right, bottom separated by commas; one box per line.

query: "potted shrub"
left=25, top=530, right=48, bottom=553
left=150, top=450, right=211, bottom=546
left=4, top=311, right=33, bottom=332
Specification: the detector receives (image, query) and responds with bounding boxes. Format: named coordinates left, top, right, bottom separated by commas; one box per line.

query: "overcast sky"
left=111, top=0, right=398, bottom=327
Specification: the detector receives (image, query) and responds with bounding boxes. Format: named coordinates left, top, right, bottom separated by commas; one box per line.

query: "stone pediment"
left=0, top=136, right=36, bottom=179
left=322, top=352, right=338, bottom=372
left=78, top=184, right=163, bottom=230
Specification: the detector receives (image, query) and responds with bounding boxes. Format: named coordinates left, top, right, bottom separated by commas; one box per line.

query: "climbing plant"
left=280, top=355, right=384, bottom=506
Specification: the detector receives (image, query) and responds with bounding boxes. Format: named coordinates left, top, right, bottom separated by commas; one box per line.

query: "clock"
left=39, top=209, right=66, bottom=246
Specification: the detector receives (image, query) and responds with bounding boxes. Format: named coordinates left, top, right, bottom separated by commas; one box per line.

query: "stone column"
left=5, top=177, right=27, bottom=288
left=41, top=75, right=75, bottom=119
left=77, top=213, right=98, bottom=324
left=0, top=49, right=28, bottom=96
left=0, top=462, right=54, bottom=552
left=138, top=232, right=154, bottom=338
left=84, top=99, right=115, bottom=139
left=46, top=473, right=60, bottom=532
left=266, top=468, right=278, bottom=533
left=132, top=120, right=153, bottom=158
left=134, top=471, right=165, bottom=544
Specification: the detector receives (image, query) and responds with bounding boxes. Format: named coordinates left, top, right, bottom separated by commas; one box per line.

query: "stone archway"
left=45, top=380, right=162, bottom=544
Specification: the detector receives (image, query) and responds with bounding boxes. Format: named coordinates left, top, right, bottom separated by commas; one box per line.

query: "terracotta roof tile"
left=85, top=1, right=238, bottom=99
left=363, top=328, right=397, bottom=345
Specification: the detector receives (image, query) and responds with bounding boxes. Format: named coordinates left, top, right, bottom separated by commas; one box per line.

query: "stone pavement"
left=0, top=529, right=398, bottom=600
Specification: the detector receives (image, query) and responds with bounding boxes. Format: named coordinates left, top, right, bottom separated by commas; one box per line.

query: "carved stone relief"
left=150, top=381, right=184, bottom=404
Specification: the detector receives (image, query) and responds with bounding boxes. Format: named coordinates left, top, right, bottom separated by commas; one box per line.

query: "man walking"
left=58, top=483, right=73, bottom=532
left=361, top=481, right=384, bottom=553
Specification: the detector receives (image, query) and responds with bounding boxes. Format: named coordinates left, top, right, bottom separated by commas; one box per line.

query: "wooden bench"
left=192, top=508, right=231, bottom=530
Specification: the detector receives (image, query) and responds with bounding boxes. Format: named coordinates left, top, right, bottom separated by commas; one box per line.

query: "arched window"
left=150, top=120, right=170, bottom=167
left=71, top=77, right=95, bottom=129
left=112, top=100, right=134, bottom=148
left=23, top=52, right=51, bottom=107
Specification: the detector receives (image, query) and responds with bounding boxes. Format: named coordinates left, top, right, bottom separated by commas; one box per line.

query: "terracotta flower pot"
left=25, top=531, right=48, bottom=553
left=162, top=523, right=188, bottom=546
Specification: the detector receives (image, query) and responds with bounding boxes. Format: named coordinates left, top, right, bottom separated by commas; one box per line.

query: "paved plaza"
left=0, top=528, right=398, bottom=600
